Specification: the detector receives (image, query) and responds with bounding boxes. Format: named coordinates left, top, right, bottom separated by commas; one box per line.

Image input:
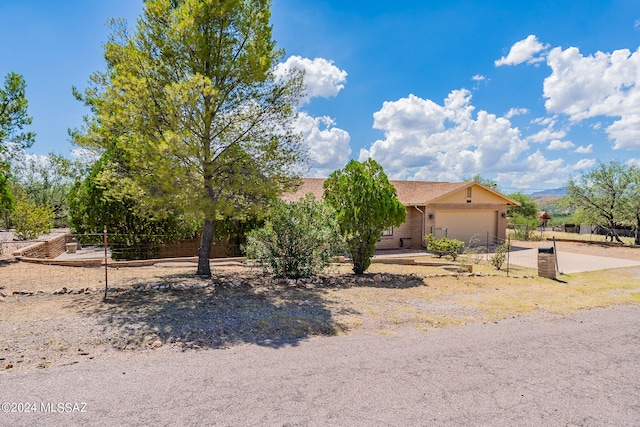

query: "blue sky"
left=2, top=1, right=640, bottom=192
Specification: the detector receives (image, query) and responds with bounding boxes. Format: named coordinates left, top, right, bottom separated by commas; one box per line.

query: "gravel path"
left=2, top=305, right=640, bottom=426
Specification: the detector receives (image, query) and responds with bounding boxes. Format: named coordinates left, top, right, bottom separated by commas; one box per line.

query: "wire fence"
left=0, top=228, right=550, bottom=296
left=0, top=231, right=210, bottom=296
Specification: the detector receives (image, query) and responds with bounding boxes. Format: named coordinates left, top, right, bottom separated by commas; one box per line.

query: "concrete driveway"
left=507, top=247, right=640, bottom=273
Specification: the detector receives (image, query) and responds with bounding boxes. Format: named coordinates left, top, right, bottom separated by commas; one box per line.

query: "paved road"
left=2, top=305, right=639, bottom=426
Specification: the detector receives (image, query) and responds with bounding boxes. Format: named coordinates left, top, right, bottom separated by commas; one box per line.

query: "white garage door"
left=435, top=210, right=497, bottom=244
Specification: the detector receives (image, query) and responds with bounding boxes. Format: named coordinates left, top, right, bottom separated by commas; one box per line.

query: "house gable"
left=433, top=183, right=518, bottom=205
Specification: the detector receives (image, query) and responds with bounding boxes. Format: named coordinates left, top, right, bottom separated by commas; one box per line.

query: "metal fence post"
left=103, top=225, right=108, bottom=301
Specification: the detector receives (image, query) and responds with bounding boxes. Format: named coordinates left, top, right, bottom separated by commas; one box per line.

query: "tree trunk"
left=636, top=214, right=640, bottom=246
left=197, top=218, right=215, bottom=277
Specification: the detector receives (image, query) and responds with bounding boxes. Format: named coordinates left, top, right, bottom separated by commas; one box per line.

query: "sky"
left=2, top=1, right=640, bottom=192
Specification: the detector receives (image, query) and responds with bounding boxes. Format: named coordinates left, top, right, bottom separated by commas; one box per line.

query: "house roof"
left=282, top=178, right=520, bottom=206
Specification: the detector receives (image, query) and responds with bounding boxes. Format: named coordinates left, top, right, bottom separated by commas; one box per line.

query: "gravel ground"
left=2, top=237, right=640, bottom=376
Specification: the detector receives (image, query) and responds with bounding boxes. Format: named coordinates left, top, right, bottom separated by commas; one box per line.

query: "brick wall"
left=159, top=238, right=228, bottom=259
left=12, top=234, right=74, bottom=258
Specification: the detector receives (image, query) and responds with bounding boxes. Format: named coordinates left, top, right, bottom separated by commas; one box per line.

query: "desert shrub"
left=464, top=234, right=486, bottom=265
left=244, top=195, right=343, bottom=279
left=425, top=235, right=465, bottom=260
left=510, top=215, right=540, bottom=241
left=11, top=196, right=54, bottom=240
left=490, top=242, right=510, bottom=270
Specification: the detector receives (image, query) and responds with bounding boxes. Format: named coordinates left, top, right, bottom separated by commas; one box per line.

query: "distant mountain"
left=529, top=187, right=567, bottom=198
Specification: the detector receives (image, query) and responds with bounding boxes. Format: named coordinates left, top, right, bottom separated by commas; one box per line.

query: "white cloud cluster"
left=359, top=90, right=560, bottom=185
left=495, top=35, right=548, bottom=66
left=275, top=56, right=350, bottom=176
left=275, top=55, right=347, bottom=103
left=543, top=46, right=640, bottom=149
left=294, top=113, right=351, bottom=177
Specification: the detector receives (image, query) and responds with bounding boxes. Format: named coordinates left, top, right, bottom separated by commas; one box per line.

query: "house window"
left=381, top=227, right=393, bottom=237
left=466, top=187, right=472, bottom=203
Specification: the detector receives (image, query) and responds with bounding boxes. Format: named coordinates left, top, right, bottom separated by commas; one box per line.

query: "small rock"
left=150, top=340, right=163, bottom=349
left=5, top=363, right=13, bottom=369
left=373, top=274, right=383, bottom=282
left=0, top=292, right=6, bottom=298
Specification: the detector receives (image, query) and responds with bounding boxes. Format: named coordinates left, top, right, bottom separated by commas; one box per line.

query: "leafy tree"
left=68, top=150, right=197, bottom=259
left=464, top=174, right=499, bottom=190
left=0, top=161, right=13, bottom=228
left=566, top=160, right=632, bottom=243
left=0, top=72, right=35, bottom=156
left=11, top=153, right=83, bottom=227
left=244, top=194, right=343, bottom=279
left=507, top=192, right=539, bottom=219
left=73, top=0, right=305, bottom=276
left=11, top=195, right=54, bottom=240
left=323, top=159, right=406, bottom=275
left=621, top=166, right=640, bottom=245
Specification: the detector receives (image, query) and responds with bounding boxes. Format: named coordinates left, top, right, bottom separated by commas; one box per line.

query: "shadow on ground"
left=70, top=271, right=426, bottom=351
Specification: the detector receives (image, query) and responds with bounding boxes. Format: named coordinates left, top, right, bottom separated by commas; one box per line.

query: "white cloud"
left=472, top=74, right=486, bottom=81
left=505, top=108, right=529, bottom=119
left=526, top=126, right=567, bottom=143
left=543, top=46, right=640, bottom=149
left=574, top=144, right=593, bottom=154
left=294, top=113, right=351, bottom=177
left=495, top=35, right=548, bottom=66
left=572, top=158, right=597, bottom=171
left=496, top=151, right=569, bottom=189
left=547, top=139, right=575, bottom=150
left=275, top=56, right=347, bottom=103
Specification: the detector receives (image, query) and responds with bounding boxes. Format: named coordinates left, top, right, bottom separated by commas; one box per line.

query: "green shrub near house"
left=425, top=235, right=465, bottom=260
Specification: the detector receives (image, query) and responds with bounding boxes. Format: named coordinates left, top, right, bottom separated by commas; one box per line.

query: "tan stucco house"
left=283, top=178, right=520, bottom=249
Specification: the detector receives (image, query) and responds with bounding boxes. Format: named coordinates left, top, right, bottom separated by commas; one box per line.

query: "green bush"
left=425, top=235, right=465, bottom=260
left=490, top=242, right=510, bottom=270
left=11, top=196, right=54, bottom=240
left=244, top=195, right=343, bottom=279
left=510, top=215, right=541, bottom=241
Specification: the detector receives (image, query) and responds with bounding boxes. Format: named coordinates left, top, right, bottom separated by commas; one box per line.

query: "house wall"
left=375, top=207, right=426, bottom=250
left=374, top=201, right=510, bottom=250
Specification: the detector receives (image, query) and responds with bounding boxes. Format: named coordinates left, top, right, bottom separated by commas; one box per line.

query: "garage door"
left=434, top=210, right=497, bottom=244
